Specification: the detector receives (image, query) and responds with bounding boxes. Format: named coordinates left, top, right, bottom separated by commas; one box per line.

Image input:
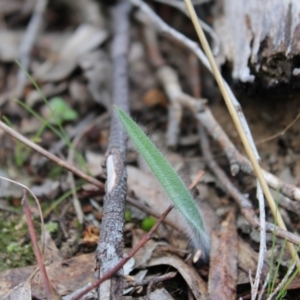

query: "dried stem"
left=0, top=120, right=104, bottom=190
left=0, top=176, right=46, bottom=254
left=124, top=271, right=177, bottom=289
left=22, top=190, right=53, bottom=300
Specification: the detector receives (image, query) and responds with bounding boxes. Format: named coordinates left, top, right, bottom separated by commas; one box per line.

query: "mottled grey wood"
left=213, top=0, right=300, bottom=87
left=96, top=1, right=131, bottom=299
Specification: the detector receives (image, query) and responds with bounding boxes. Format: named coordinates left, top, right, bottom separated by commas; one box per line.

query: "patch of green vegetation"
left=47, top=97, right=78, bottom=125
left=267, top=192, right=300, bottom=299
left=45, top=221, right=58, bottom=233
left=0, top=212, right=35, bottom=271
left=141, top=216, right=156, bottom=231
left=125, top=209, right=132, bottom=221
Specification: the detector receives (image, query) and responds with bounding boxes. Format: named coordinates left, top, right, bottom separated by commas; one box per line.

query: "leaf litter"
left=0, top=1, right=300, bottom=299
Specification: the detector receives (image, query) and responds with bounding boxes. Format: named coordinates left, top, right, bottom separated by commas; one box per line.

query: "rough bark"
left=95, top=1, right=130, bottom=299
left=213, top=0, right=300, bottom=88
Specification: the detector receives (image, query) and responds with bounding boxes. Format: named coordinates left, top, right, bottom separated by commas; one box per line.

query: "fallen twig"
left=257, top=273, right=270, bottom=300
left=95, top=1, right=131, bottom=298
left=0, top=120, right=104, bottom=189
left=71, top=205, right=174, bottom=300
left=124, top=271, right=177, bottom=289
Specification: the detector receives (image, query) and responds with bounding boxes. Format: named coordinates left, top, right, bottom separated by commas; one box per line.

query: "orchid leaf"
left=115, top=106, right=206, bottom=237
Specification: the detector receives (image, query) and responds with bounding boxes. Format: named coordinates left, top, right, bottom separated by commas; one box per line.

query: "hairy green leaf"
left=115, top=106, right=206, bottom=237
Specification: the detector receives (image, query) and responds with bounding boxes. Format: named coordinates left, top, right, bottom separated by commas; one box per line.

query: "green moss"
left=125, top=209, right=132, bottom=221
left=0, top=212, right=36, bottom=271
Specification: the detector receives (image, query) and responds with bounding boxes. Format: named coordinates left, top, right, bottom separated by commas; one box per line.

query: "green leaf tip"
left=114, top=106, right=206, bottom=237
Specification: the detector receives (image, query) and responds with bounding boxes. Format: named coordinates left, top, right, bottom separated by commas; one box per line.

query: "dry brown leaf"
left=0, top=253, right=95, bottom=298
left=237, top=237, right=269, bottom=284
left=148, top=255, right=208, bottom=300
left=131, top=228, right=165, bottom=269
left=209, top=208, right=238, bottom=300
left=43, top=230, right=64, bottom=263
left=79, top=50, right=111, bottom=109
left=34, top=24, right=108, bottom=81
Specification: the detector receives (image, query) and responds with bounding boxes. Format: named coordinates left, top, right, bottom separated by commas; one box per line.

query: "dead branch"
left=0, top=120, right=104, bottom=189
left=124, top=271, right=177, bottom=289
left=95, top=1, right=131, bottom=299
